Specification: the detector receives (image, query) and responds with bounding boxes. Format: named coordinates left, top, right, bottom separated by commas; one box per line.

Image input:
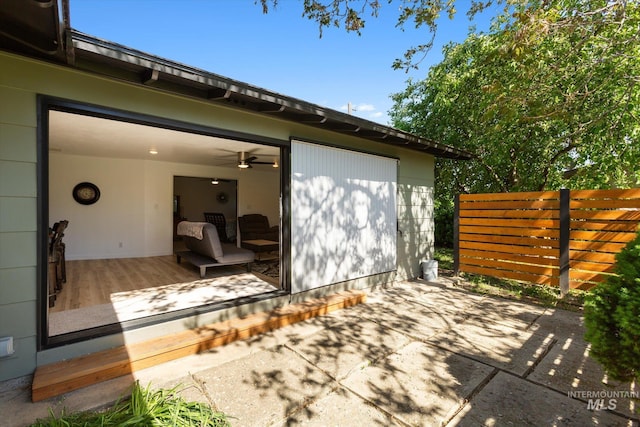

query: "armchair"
left=238, top=214, right=279, bottom=242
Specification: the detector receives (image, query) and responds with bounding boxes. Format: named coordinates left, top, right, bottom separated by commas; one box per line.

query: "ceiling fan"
left=237, top=151, right=278, bottom=168
left=237, top=151, right=257, bottom=168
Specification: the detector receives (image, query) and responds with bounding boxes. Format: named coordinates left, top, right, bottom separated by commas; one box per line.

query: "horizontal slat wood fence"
left=454, top=188, right=640, bottom=292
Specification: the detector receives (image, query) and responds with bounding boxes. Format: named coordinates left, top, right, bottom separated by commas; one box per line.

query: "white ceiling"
left=48, top=111, right=280, bottom=168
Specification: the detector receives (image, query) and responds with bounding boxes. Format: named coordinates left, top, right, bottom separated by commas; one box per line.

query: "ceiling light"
left=238, top=162, right=250, bottom=169
left=149, top=148, right=158, bottom=155
left=272, top=159, right=279, bottom=168
left=211, top=178, right=219, bottom=185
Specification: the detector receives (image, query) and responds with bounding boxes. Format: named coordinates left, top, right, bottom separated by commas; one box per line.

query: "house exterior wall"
left=0, top=50, right=434, bottom=381
left=0, top=77, right=40, bottom=381
left=397, top=155, right=436, bottom=279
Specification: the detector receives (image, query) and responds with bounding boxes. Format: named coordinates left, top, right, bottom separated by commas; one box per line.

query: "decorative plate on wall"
left=72, top=182, right=100, bottom=205
left=216, top=191, right=229, bottom=204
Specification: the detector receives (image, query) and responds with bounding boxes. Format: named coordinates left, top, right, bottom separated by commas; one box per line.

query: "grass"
left=31, top=381, right=232, bottom=427
left=433, top=247, right=587, bottom=311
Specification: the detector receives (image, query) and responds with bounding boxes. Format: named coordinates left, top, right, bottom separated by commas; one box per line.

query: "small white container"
left=421, top=260, right=439, bottom=281
left=0, top=336, right=14, bottom=357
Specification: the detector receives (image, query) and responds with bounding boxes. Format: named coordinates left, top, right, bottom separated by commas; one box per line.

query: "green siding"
left=0, top=232, right=37, bottom=269
left=0, top=161, right=36, bottom=197
left=395, top=151, right=436, bottom=280
left=0, top=300, right=38, bottom=382
left=0, top=124, right=37, bottom=161
left=0, top=50, right=436, bottom=381
left=0, top=197, right=37, bottom=232
left=0, top=267, right=37, bottom=304
left=0, top=336, right=37, bottom=381
left=0, top=301, right=37, bottom=338
left=0, top=86, right=36, bottom=127
left=0, top=55, right=39, bottom=381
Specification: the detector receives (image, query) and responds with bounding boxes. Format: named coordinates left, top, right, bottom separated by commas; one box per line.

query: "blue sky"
left=69, top=1, right=498, bottom=125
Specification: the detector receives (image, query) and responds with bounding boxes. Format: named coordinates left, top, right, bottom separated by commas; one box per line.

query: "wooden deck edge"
left=32, top=290, right=366, bottom=402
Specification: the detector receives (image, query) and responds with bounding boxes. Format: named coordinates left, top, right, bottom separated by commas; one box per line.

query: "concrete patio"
left=1, top=278, right=638, bottom=426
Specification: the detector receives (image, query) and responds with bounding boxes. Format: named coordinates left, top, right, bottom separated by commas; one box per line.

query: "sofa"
left=176, top=221, right=255, bottom=278
left=238, top=214, right=279, bottom=242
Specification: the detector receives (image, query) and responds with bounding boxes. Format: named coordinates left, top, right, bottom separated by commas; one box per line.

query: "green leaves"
left=584, top=230, right=640, bottom=383
left=31, top=381, right=232, bottom=427
left=261, top=1, right=638, bottom=194
left=261, top=0, right=507, bottom=69
left=390, top=0, right=640, bottom=198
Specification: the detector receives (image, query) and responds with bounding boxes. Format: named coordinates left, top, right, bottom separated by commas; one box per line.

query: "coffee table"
left=242, top=239, right=279, bottom=260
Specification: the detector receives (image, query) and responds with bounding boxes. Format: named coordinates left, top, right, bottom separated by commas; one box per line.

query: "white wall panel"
left=291, top=141, right=397, bottom=293
left=49, top=153, right=280, bottom=260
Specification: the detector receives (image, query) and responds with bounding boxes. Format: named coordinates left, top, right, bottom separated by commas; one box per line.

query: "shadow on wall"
left=397, top=184, right=435, bottom=281
left=290, top=173, right=397, bottom=294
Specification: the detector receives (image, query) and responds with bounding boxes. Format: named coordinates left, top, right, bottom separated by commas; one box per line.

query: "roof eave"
left=68, top=30, right=471, bottom=160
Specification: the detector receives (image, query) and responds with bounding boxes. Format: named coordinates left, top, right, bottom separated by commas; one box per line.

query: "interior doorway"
left=173, top=176, right=238, bottom=243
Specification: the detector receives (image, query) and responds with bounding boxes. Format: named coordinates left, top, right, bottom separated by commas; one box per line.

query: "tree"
left=258, top=0, right=505, bottom=71
left=389, top=0, right=640, bottom=196
left=260, top=1, right=639, bottom=194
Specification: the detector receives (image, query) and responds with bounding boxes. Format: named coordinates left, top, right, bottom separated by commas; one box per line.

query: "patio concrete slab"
left=384, top=280, right=485, bottom=311
left=528, top=308, right=637, bottom=419
left=529, top=306, right=584, bottom=339
left=528, top=333, right=639, bottom=419
left=4, top=279, right=640, bottom=427
left=429, top=318, right=556, bottom=377
left=450, top=371, right=635, bottom=426
left=286, top=316, right=411, bottom=380
left=463, top=295, right=548, bottom=331
left=281, top=387, right=402, bottom=427
left=191, top=345, right=334, bottom=427
left=341, top=341, right=496, bottom=426
left=334, top=293, right=468, bottom=342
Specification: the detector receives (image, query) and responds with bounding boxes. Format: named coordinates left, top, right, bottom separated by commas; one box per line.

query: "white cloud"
left=356, top=103, right=375, bottom=112
left=337, top=102, right=388, bottom=124
left=339, top=103, right=376, bottom=113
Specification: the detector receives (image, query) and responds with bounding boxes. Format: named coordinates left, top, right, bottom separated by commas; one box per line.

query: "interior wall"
left=49, top=153, right=279, bottom=260
left=237, top=169, right=281, bottom=228
left=174, top=177, right=237, bottom=222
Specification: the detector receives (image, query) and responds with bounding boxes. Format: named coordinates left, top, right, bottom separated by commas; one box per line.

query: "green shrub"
left=584, top=229, right=640, bottom=383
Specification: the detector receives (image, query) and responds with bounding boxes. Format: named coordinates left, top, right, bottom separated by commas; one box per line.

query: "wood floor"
left=50, top=255, right=277, bottom=313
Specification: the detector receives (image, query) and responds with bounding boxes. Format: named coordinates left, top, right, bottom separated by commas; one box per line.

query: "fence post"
left=559, top=189, right=570, bottom=296
left=453, top=194, right=460, bottom=276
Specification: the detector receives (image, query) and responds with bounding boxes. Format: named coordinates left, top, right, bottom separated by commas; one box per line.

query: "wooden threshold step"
left=32, top=290, right=367, bottom=402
